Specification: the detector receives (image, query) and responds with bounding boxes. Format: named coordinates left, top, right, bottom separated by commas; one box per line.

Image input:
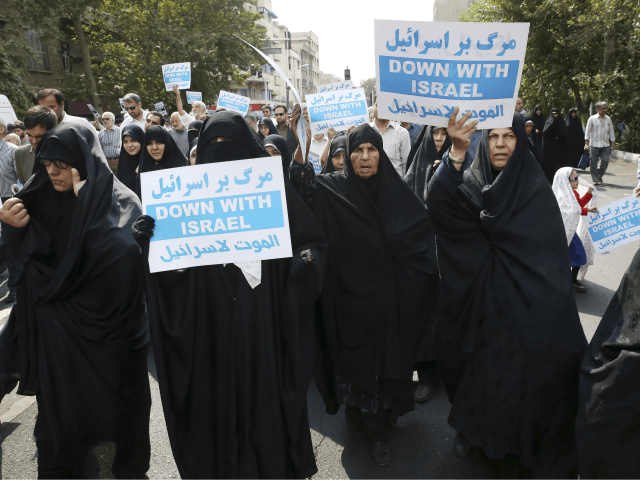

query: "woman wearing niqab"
left=565, top=108, right=585, bottom=167
left=426, top=112, right=587, bottom=477
left=290, top=122, right=432, bottom=466
left=116, top=124, right=145, bottom=192
left=188, top=119, right=203, bottom=147
left=542, top=107, right=569, bottom=183
left=133, top=111, right=327, bottom=479
left=0, top=123, right=151, bottom=478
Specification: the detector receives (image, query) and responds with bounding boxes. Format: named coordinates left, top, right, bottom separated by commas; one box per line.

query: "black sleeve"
left=288, top=160, right=316, bottom=210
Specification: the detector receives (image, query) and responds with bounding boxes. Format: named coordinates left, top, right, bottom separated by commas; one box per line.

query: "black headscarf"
left=116, top=124, right=145, bottom=192
left=0, top=123, right=150, bottom=478
left=196, top=111, right=269, bottom=164
left=320, top=135, right=347, bottom=174
left=565, top=107, right=585, bottom=168
left=532, top=105, right=546, bottom=132
left=263, top=133, right=292, bottom=177
left=187, top=120, right=203, bottom=147
left=257, top=116, right=278, bottom=139
left=426, top=113, right=586, bottom=477
left=542, top=108, right=569, bottom=183
left=136, top=125, right=188, bottom=197
left=522, top=114, right=543, bottom=164
left=405, top=126, right=451, bottom=203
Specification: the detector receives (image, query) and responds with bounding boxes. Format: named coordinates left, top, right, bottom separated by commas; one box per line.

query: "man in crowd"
left=13, top=122, right=29, bottom=146
left=262, top=104, right=277, bottom=125
left=0, top=118, right=19, bottom=303
left=245, top=113, right=259, bottom=132
left=585, top=101, right=616, bottom=185
left=274, top=104, right=298, bottom=156
left=401, top=121, right=422, bottom=149
left=121, top=93, right=149, bottom=129
left=308, top=131, right=327, bottom=173
left=144, top=111, right=165, bottom=131
left=370, top=97, right=411, bottom=176
left=115, top=116, right=124, bottom=127
left=169, top=112, right=189, bottom=156
left=173, top=84, right=207, bottom=127
left=515, top=97, right=524, bottom=114
left=98, top=111, right=121, bottom=173
left=17, top=106, right=57, bottom=185
left=36, top=88, right=100, bottom=144
left=5, top=134, right=20, bottom=147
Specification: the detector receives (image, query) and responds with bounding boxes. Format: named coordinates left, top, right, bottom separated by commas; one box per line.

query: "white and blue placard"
left=308, top=151, right=322, bottom=174
left=141, top=156, right=292, bottom=273
left=162, top=62, right=191, bottom=91
left=186, top=91, right=202, bottom=104
left=316, top=80, right=354, bottom=94
left=217, top=91, right=251, bottom=116
left=375, top=20, right=529, bottom=128
left=307, top=88, right=369, bottom=135
left=588, top=197, right=640, bottom=254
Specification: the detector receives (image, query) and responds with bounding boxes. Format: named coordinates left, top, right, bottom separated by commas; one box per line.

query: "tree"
left=359, top=76, right=376, bottom=105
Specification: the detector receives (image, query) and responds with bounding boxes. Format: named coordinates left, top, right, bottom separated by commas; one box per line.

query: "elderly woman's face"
left=488, top=128, right=517, bottom=170
left=433, top=128, right=447, bottom=151
left=351, top=142, right=379, bottom=179
left=147, top=140, right=165, bottom=162
left=331, top=151, right=345, bottom=171
left=525, top=123, right=534, bottom=135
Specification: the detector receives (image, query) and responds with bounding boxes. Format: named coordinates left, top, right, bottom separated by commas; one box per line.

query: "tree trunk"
left=603, top=1, right=616, bottom=73
left=71, top=12, right=103, bottom=114
left=569, top=79, right=588, bottom=117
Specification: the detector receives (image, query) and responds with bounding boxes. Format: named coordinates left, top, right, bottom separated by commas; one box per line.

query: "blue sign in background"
left=146, top=191, right=284, bottom=241
left=309, top=101, right=367, bottom=123
left=379, top=56, right=519, bottom=100
left=589, top=210, right=640, bottom=241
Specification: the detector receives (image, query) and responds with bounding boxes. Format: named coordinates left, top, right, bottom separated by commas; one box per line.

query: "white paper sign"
left=217, top=91, right=251, bottom=115
left=375, top=20, right=530, bottom=128
left=307, top=88, right=369, bottom=135
left=316, top=80, right=354, bottom=93
left=87, top=104, right=100, bottom=119
left=141, top=157, right=292, bottom=273
left=186, top=91, right=202, bottom=104
left=588, top=196, right=640, bottom=253
left=118, top=98, right=126, bottom=113
left=162, top=62, right=191, bottom=91
left=154, top=102, right=168, bottom=116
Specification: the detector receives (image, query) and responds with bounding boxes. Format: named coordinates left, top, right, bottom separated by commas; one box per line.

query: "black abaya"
left=0, top=123, right=150, bottom=478
left=542, top=108, right=569, bottom=183
left=576, top=247, right=640, bottom=478
left=116, top=124, right=145, bottom=192
left=263, top=133, right=293, bottom=177
left=426, top=113, right=587, bottom=478
left=565, top=108, right=585, bottom=168
left=144, top=111, right=327, bottom=479
left=532, top=105, right=546, bottom=148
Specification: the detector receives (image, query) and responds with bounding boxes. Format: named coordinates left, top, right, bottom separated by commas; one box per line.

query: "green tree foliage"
left=461, top=0, right=640, bottom=151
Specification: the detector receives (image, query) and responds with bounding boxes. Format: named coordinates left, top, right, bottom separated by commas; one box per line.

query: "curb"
left=1, top=396, right=36, bottom=425
left=612, top=150, right=640, bottom=164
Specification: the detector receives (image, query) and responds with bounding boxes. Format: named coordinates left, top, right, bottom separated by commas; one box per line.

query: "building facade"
left=433, top=0, right=476, bottom=21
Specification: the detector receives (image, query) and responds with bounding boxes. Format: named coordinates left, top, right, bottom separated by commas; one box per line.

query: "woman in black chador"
left=132, top=111, right=327, bottom=479
left=426, top=110, right=587, bottom=477
left=0, top=123, right=151, bottom=478
left=542, top=108, right=569, bottom=183
left=576, top=246, right=640, bottom=478
left=289, top=118, right=433, bottom=467
left=116, top=124, right=145, bottom=192
left=566, top=108, right=585, bottom=168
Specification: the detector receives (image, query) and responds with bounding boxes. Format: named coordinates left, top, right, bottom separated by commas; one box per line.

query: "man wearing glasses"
left=274, top=104, right=298, bottom=158
left=262, top=104, right=277, bottom=126
left=121, top=93, right=149, bottom=129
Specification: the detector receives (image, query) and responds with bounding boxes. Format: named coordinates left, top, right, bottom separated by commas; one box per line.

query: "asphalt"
left=0, top=159, right=638, bottom=479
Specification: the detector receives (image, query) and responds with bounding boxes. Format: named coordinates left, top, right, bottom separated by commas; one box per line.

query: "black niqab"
left=116, top=124, right=145, bottom=192
left=426, top=113, right=587, bottom=477
left=187, top=120, right=203, bottom=147
left=135, top=126, right=188, bottom=197
left=263, top=133, right=292, bottom=177
left=321, top=136, right=346, bottom=174
left=257, top=116, right=278, bottom=139
left=565, top=108, right=585, bottom=168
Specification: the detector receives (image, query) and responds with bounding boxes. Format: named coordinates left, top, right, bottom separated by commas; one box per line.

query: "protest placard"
left=217, top=91, right=251, bottom=115
left=186, top=91, right=202, bottom=104
left=306, top=88, right=369, bottom=135
left=308, top=151, right=322, bottom=174
left=375, top=20, right=530, bottom=129
left=87, top=104, right=100, bottom=119
left=154, top=102, right=168, bottom=116
left=118, top=98, right=126, bottom=113
left=316, top=80, right=354, bottom=94
left=140, top=156, right=292, bottom=273
left=162, top=62, right=191, bottom=91
left=587, top=196, right=640, bottom=253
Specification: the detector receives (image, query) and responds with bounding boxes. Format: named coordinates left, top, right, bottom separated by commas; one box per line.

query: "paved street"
left=0, top=159, right=638, bottom=479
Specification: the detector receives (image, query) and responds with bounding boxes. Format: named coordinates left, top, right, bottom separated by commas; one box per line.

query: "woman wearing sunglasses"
left=552, top=167, right=599, bottom=292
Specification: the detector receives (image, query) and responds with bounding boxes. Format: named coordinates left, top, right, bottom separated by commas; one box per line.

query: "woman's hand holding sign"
left=447, top=107, right=478, bottom=171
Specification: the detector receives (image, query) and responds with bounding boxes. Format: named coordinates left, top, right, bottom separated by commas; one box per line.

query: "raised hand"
left=447, top=107, right=478, bottom=160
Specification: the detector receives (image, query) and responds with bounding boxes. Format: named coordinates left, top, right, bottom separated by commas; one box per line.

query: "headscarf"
left=565, top=108, right=582, bottom=128
left=263, top=134, right=292, bottom=177
left=116, top=124, right=145, bottom=192
left=257, top=116, right=278, bottom=139
left=187, top=120, right=203, bottom=147
left=321, top=135, right=347, bottom=174
left=544, top=108, right=562, bottom=132
left=136, top=125, right=188, bottom=197
left=196, top=111, right=269, bottom=165
left=532, top=105, right=546, bottom=132
left=405, top=126, right=451, bottom=204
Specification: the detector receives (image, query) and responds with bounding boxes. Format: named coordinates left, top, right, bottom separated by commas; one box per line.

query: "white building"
left=433, top=0, right=476, bottom=21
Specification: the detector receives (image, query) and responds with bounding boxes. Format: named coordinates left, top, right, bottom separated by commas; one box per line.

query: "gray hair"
left=245, top=113, right=257, bottom=123
left=6, top=133, right=20, bottom=145
left=0, top=118, right=6, bottom=131
left=596, top=101, right=608, bottom=110
left=123, top=93, right=141, bottom=104
left=192, top=101, right=206, bottom=111
left=102, top=111, right=115, bottom=120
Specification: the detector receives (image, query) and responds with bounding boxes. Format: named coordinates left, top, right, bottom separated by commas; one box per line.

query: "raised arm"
left=320, top=128, right=335, bottom=167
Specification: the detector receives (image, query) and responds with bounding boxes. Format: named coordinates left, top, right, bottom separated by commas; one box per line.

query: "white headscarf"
left=552, top=166, right=597, bottom=279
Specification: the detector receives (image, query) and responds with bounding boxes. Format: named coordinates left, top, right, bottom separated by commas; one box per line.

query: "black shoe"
left=453, top=432, right=471, bottom=458
left=414, top=384, right=435, bottom=403
left=573, top=281, right=587, bottom=293
left=344, top=406, right=362, bottom=434
left=370, top=438, right=391, bottom=467
left=4, top=293, right=16, bottom=304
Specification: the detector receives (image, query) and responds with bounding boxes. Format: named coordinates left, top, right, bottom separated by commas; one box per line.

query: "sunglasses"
left=274, top=112, right=285, bottom=117
left=126, top=105, right=137, bottom=111
left=39, top=158, right=69, bottom=169
left=569, top=175, right=578, bottom=182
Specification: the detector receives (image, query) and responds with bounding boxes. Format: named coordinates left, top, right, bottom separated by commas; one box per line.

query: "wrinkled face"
left=191, top=104, right=204, bottom=117
left=488, top=128, right=517, bottom=170
left=274, top=107, right=287, bottom=126
left=515, top=98, right=523, bottom=112
left=433, top=128, right=447, bottom=151
left=266, top=145, right=280, bottom=156
left=14, top=127, right=25, bottom=139
left=598, top=105, right=607, bottom=116
left=45, top=160, right=74, bottom=192
left=145, top=114, right=162, bottom=130
left=525, top=123, right=534, bottom=135
left=6, top=135, right=20, bottom=146
left=331, top=151, right=345, bottom=171
left=38, top=95, right=64, bottom=123
left=170, top=114, right=184, bottom=131
left=123, top=135, right=141, bottom=155
left=259, top=124, right=270, bottom=137
left=26, top=125, right=48, bottom=149
left=569, top=169, right=579, bottom=190
left=190, top=149, right=197, bottom=165
left=351, top=142, right=379, bottom=179
left=124, top=100, right=142, bottom=120
left=147, top=140, right=165, bottom=162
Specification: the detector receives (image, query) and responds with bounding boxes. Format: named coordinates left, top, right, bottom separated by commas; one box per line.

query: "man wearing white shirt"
left=585, top=101, right=616, bottom=185
left=36, top=88, right=100, bottom=145
left=120, top=93, right=149, bottom=129
left=173, top=84, right=207, bottom=127
left=308, top=132, right=327, bottom=174
left=370, top=97, right=411, bottom=176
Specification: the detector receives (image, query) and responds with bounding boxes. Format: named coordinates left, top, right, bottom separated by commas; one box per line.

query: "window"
left=25, top=32, right=50, bottom=71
